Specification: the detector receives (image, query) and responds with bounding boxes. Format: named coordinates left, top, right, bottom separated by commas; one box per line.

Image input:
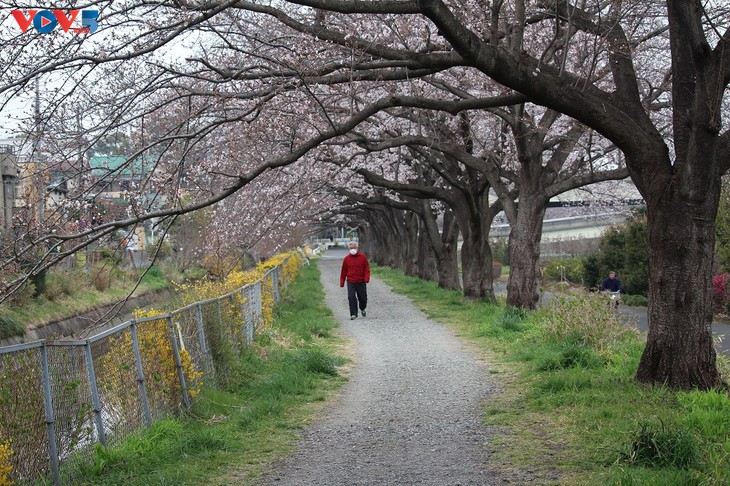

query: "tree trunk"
left=457, top=209, right=495, bottom=301
left=402, top=210, right=419, bottom=276
left=507, top=197, right=546, bottom=309
left=636, top=187, right=722, bottom=389
left=418, top=201, right=461, bottom=290
left=436, top=249, right=459, bottom=289
left=370, top=210, right=399, bottom=269
left=436, top=216, right=460, bottom=290
left=416, top=218, right=438, bottom=282
left=362, top=221, right=381, bottom=266
left=359, top=224, right=373, bottom=258
left=365, top=214, right=395, bottom=267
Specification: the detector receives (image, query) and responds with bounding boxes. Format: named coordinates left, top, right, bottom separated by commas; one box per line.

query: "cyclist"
left=599, top=271, right=622, bottom=307
left=600, top=271, right=622, bottom=292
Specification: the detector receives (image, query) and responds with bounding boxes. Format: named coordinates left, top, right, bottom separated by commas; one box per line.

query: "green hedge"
left=543, top=258, right=584, bottom=284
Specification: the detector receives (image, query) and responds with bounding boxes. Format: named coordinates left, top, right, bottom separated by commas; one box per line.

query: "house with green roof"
left=88, top=154, right=158, bottom=198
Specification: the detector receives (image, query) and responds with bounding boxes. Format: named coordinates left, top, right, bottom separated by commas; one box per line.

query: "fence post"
left=129, top=320, right=152, bottom=426
left=272, top=269, right=281, bottom=303
left=167, top=316, right=191, bottom=409
left=278, top=265, right=286, bottom=290
left=216, top=298, right=223, bottom=344
left=196, top=303, right=208, bottom=356
left=255, top=281, right=263, bottom=324
left=195, top=302, right=215, bottom=373
left=83, top=341, right=107, bottom=447
left=241, top=288, right=252, bottom=345
left=40, top=344, right=61, bottom=486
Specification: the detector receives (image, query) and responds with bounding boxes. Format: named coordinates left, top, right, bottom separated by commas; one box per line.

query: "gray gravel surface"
left=256, top=250, right=508, bottom=485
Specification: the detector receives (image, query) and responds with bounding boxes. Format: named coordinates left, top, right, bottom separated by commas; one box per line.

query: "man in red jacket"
left=340, top=241, right=370, bottom=320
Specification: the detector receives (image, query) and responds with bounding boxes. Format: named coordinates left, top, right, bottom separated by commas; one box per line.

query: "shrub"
left=596, top=213, right=649, bottom=296
left=543, top=258, right=584, bottom=284
left=582, top=254, right=601, bottom=290
left=535, top=290, right=639, bottom=356
left=42, top=271, right=75, bottom=301
left=0, top=439, right=12, bottom=486
left=100, top=248, right=122, bottom=265
left=96, top=308, right=205, bottom=421
left=715, top=178, right=730, bottom=272
left=0, top=313, right=24, bottom=340
left=621, top=294, right=648, bottom=307
left=29, top=269, right=47, bottom=297
left=146, top=265, right=163, bottom=279
left=92, top=270, right=111, bottom=292
left=8, top=281, right=35, bottom=307
left=177, top=251, right=303, bottom=328
left=146, top=240, right=172, bottom=260
left=712, top=273, right=730, bottom=312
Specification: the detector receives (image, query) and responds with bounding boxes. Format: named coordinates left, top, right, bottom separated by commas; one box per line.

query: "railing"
left=310, top=238, right=355, bottom=248
left=0, top=261, right=294, bottom=485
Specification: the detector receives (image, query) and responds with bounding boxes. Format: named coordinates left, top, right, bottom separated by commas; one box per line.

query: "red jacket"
left=340, top=252, right=371, bottom=286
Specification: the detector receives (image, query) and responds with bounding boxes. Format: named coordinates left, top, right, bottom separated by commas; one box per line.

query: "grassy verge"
left=1, top=264, right=174, bottom=338
left=62, top=260, right=347, bottom=485
left=371, top=264, right=730, bottom=485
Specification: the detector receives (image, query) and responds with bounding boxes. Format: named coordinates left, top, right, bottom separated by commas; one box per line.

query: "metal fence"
left=0, top=263, right=291, bottom=485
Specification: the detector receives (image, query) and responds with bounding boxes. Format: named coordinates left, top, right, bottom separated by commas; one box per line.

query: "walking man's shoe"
left=351, top=315, right=357, bottom=320
left=361, top=309, right=366, bottom=317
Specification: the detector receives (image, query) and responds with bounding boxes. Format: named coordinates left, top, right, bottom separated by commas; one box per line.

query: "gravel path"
left=257, top=250, right=507, bottom=485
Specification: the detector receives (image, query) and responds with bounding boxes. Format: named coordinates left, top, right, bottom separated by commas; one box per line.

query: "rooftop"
left=89, top=154, right=158, bottom=178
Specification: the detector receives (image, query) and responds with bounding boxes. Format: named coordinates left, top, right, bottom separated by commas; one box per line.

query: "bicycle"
left=604, top=290, right=621, bottom=310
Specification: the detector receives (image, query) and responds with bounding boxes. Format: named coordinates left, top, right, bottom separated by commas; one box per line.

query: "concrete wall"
left=490, top=212, right=627, bottom=240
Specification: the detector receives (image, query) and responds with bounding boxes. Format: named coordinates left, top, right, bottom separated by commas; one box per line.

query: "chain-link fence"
left=0, top=261, right=292, bottom=485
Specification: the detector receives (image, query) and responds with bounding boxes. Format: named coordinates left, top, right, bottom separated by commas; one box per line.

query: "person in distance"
left=340, top=241, right=370, bottom=320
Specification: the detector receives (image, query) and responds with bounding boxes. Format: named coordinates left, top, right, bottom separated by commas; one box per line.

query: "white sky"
left=0, top=6, right=199, bottom=140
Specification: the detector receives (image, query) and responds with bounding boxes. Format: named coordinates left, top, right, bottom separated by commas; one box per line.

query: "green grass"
left=0, top=311, right=24, bottom=339
left=2, top=266, right=172, bottom=332
left=60, top=260, right=346, bottom=485
left=370, top=264, right=730, bottom=485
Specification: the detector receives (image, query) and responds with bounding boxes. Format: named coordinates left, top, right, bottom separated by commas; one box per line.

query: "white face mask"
left=349, top=249, right=358, bottom=255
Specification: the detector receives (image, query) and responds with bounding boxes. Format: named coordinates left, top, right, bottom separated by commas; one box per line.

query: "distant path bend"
left=257, top=249, right=507, bottom=485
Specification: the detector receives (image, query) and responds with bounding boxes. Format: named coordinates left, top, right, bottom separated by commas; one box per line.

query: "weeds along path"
left=257, top=249, right=506, bottom=485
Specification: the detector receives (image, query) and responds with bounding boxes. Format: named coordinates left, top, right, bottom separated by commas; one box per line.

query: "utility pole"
left=34, top=76, right=46, bottom=228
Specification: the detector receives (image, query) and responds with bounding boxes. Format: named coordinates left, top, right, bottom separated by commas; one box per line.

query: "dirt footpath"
left=256, top=250, right=510, bottom=485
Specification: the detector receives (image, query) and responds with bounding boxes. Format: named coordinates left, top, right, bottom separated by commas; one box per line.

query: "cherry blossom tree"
left=229, top=0, right=727, bottom=387
left=1, top=0, right=728, bottom=389
left=331, top=182, right=452, bottom=285
left=224, top=0, right=727, bottom=389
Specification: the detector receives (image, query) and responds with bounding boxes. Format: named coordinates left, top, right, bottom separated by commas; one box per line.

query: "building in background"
left=0, top=144, right=19, bottom=231
left=88, top=155, right=155, bottom=199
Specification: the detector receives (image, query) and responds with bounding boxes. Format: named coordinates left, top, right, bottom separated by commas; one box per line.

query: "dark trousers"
left=347, top=281, right=367, bottom=316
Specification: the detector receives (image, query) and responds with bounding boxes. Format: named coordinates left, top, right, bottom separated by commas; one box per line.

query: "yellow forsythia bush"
left=256, top=251, right=302, bottom=326
left=177, top=250, right=302, bottom=327
left=95, top=309, right=205, bottom=424
left=0, top=439, right=12, bottom=486
left=132, top=309, right=204, bottom=399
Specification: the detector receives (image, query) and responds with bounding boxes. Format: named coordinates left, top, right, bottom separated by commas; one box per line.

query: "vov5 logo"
left=11, top=9, right=99, bottom=34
